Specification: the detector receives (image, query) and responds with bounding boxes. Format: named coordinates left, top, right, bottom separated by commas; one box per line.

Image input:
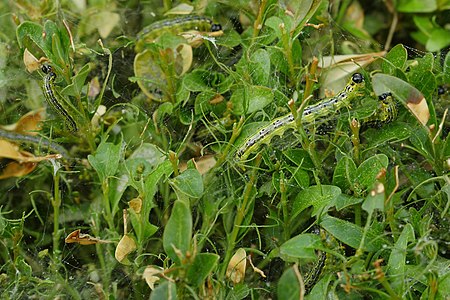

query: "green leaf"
left=16, top=21, right=45, bottom=50
left=170, top=169, right=204, bottom=199
left=231, top=85, right=274, bottom=115
left=438, top=272, right=450, bottom=298
left=45, top=20, right=68, bottom=65
left=444, top=51, right=450, bottom=84
left=443, top=132, right=450, bottom=159
left=291, top=185, right=341, bottom=219
left=440, top=184, right=450, bottom=218
left=150, top=281, right=177, bottom=300
left=408, top=125, right=434, bottom=161
left=335, top=194, right=364, bottom=211
left=283, top=149, right=315, bottom=169
left=305, top=274, right=333, bottom=300
left=216, top=29, right=242, bottom=48
left=426, top=28, right=450, bottom=52
left=194, top=90, right=216, bottom=115
left=141, top=161, right=173, bottom=241
left=413, top=16, right=434, bottom=35
left=332, top=156, right=357, bottom=192
left=186, top=253, right=219, bottom=287
left=320, top=215, right=389, bottom=252
left=396, top=0, right=437, bottom=12
left=277, top=267, right=300, bottom=300
left=438, top=0, right=450, bottom=9
left=354, top=154, right=389, bottom=190
left=163, top=200, right=192, bottom=264
left=128, top=207, right=158, bottom=245
left=279, top=233, right=322, bottom=261
left=286, top=166, right=310, bottom=189
left=265, top=16, right=286, bottom=38
left=387, top=223, right=415, bottom=293
left=364, top=123, right=412, bottom=149
left=155, top=102, right=174, bottom=123
left=182, top=69, right=212, bottom=92
left=88, top=140, right=123, bottom=182
left=61, top=64, right=91, bottom=97
left=362, top=183, right=385, bottom=213
left=382, top=44, right=407, bottom=74
left=249, top=49, right=271, bottom=85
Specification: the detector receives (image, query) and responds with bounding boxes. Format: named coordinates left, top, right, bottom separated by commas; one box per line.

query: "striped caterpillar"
left=0, top=128, right=69, bottom=158
left=41, top=65, right=78, bottom=132
left=136, top=15, right=222, bottom=51
left=236, top=73, right=365, bottom=161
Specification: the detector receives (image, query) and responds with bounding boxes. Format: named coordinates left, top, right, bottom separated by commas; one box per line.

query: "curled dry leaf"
left=318, top=52, right=385, bottom=97
left=180, top=30, right=223, bottom=48
left=179, top=155, right=216, bottom=175
left=0, top=140, right=62, bottom=179
left=142, top=266, right=164, bottom=290
left=91, top=104, right=106, bottom=128
left=23, top=48, right=40, bottom=73
left=65, top=229, right=112, bottom=245
left=226, top=248, right=247, bottom=284
left=0, top=140, right=61, bottom=163
left=115, top=234, right=137, bottom=264
left=0, top=109, right=45, bottom=134
left=0, top=147, right=37, bottom=179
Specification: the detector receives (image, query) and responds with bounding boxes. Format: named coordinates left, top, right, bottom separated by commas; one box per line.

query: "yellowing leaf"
left=226, top=248, right=247, bottom=284
left=115, top=234, right=137, bottom=264
left=128, top=197, right=142, bottom=214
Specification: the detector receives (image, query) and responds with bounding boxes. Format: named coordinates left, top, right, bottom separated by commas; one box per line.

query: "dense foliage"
left=0, top=0, right=449, bottom=299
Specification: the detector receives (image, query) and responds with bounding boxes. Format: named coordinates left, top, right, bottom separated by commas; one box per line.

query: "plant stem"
left=52, top=169, right=61, bottom=268
left=102, top=180, right=115, bottom=230
left=220, top=154, right=262, bottom=278
left=280, top=172, right=289, bottom=240
left=252, top=0, right=268, bottom=40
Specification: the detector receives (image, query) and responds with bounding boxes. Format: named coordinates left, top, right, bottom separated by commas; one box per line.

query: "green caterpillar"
left=363, top=92, right=398, bottom=128
left=41, top=65, right=78, bottom=132
left=235, top=73, right=365, bottom=161
left=136, top=15, right=222, bottom=51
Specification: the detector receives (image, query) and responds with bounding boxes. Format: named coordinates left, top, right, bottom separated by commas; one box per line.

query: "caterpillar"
left=235, top=73, right=365, bottom=161
left=304, top=251, right=327, bottom=294
left=0, top=128, right=70, bottom=158
left=136, top=15, right=222, bottom=51
left=363, top=92, right=398, bottom=128
left=41, top=65, right=78, bottom=132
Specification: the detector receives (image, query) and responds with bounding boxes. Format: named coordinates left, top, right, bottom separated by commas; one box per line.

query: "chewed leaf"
left=372, top=73, right=430, bottom=126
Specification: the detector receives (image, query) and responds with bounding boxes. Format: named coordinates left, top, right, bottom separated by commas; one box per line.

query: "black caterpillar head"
left=211, top=23, right=222, bottom=32
left=352, top=73, right=364, bottom=84
left=41, top=64, right=53, bottom=74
